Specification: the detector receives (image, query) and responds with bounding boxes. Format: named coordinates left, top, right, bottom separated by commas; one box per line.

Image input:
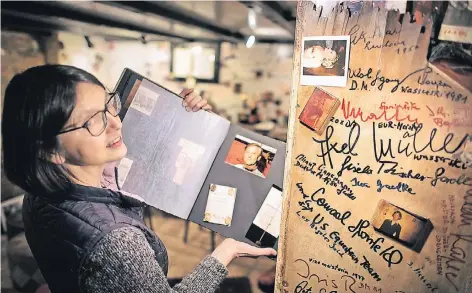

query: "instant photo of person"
left=300, top=36, right=350, bottom=87
left=372, top=200, right=433, bottom=252
left=224, top=135, right=277, bottom=178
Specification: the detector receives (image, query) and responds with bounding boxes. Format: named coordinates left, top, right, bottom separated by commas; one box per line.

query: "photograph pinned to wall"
left=371, top=199, right=433, bottom=252
left=298, top=87, right=340, bottom=135
left=224, top=135, right=277, bottom=178
left=300, top=36, right=350, bottom=87
left=203, top=184, right=237, bottom=226
left=245, top=185, right=283, bottom=247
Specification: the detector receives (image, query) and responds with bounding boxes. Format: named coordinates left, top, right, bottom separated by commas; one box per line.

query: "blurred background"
left=1, top=1, right=471, bottom=293
left=1, top=1, right=296, bottom=292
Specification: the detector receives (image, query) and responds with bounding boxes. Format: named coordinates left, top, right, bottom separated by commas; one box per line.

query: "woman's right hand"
left=211, top=238, right=277, bottom=267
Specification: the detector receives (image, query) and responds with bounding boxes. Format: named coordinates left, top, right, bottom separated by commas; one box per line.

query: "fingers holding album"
left=179, top=88, right=194, bottom=98
left=194, top=98, right=212, bottom=112
left=202, top=103, right=213, bottom=112
left=211, top=238, right=277, bottom=267
left=186, top=93, right=202, bottom=111
left=180, top=88, right=212, bottom=112
left=234, top=242, right=277, bottom=258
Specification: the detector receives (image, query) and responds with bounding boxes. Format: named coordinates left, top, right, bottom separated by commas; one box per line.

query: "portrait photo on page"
left=300, top=36, right=350, bottom=87
left=224, top=135, right=277, bottom=179
left=129, top=83, right=160, bottom=116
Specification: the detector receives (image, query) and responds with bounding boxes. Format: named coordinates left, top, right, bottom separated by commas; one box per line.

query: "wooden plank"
left=276, top=1, right=472, bottom=293
left=274, top=2, right=310, bottom=290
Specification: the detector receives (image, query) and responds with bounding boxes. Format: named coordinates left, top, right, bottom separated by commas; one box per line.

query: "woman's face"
left=57, top=82, right=127, bottom=166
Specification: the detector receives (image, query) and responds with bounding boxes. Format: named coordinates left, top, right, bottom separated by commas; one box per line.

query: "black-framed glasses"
left=58, top=92, right=122, bottom=137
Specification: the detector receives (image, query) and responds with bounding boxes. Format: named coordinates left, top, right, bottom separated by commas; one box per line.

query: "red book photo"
left=298, top=87, right=340, bottom=135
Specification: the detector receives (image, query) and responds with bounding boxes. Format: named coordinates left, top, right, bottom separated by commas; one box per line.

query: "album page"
left=118, top=78, right=230, bottom=219
left=187, top=124, right=286, bottom=247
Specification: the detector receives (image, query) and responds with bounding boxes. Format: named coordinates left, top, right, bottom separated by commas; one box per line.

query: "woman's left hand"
left=180, top=88, right=212, bottom=112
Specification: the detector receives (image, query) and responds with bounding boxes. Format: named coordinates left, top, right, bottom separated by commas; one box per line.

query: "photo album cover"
left=113, top=68, right=286, bottom=249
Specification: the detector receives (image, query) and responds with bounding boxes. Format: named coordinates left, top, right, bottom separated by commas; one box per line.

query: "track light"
left=84, top=36, right=94, bottom=48
left=246, top=35, right=256, bottom=48
left=141, top=35, right=148, bottom=45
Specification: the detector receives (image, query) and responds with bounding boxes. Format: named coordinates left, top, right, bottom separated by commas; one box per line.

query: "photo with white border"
left=300, top=35, right=351, bottom=87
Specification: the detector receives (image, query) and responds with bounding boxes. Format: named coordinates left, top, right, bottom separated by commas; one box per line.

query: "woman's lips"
left=107, top=136, right=122, bottom=148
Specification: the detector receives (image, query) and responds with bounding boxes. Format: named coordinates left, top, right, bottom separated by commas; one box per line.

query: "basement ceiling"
left=1, top=1, right=297, bottom=44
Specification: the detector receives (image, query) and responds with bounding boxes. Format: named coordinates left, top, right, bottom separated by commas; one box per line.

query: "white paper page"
left=119, top=78, right=231, bottom=219
left=203, top=184, right=237, bottom=226
left=253, top=186, right=283, bottom=237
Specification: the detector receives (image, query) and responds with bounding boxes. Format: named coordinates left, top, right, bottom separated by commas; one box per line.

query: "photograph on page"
left=224, top=135, right=277, bottom=178
left=203, top=184, right=237, bottom=226
left=245, top=185, right=283, bottom=247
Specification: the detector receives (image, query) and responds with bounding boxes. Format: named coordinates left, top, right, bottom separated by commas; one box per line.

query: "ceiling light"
left=246, top=35, right=256, bottom=48
left=248, top=8, right=257, bottom=29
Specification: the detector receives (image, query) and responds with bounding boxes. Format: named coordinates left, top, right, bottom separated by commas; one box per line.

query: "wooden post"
left=276, top=1, right=472, bottom=293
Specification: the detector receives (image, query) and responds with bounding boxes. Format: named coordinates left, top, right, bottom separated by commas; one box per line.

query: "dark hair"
left=392, top=211, right=402, bottom=220
left=2, top=64, right=105, bottom=194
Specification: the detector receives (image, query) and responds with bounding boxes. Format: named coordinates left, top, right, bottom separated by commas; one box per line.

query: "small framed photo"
left=224, top=135, right=277, bottom=178
left=371, top=200, right=433, bottom=252
left=299, top=87, right=340, bottom=135
left=300, top=36, right=350, bottom=87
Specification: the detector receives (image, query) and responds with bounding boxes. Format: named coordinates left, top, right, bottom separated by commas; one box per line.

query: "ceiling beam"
left=241, top=1, right=295, bottom=36
left=257, top=38, right=294, bottom=44
left=1, top=1, right=190, bottom=41
left=108, top=1, right=245, bottom=43
left=1, top=8, right=227, bottom=45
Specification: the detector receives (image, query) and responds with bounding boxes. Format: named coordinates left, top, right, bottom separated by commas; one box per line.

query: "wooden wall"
left=276, top=2, right=472, bottom=293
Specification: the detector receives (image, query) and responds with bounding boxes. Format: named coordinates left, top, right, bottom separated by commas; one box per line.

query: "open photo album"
left=113, top=68, right=286, bottom=249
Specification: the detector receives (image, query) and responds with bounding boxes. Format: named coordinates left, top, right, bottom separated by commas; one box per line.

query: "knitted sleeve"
left=79, top=226, right=228, bottom=293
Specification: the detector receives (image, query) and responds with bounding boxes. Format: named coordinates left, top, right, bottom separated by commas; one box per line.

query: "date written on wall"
left=285, top=258, right=383, bottom=293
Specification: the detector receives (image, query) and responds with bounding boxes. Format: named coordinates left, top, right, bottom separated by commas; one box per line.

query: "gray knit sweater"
left=79, top=226, right=228, bottom=293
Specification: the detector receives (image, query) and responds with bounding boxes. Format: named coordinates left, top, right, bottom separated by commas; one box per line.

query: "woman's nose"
left=106, top=112, right=122, bottom=130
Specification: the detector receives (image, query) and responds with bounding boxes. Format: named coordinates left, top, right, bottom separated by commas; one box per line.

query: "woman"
left=2, top=64, right=276, bottom=293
